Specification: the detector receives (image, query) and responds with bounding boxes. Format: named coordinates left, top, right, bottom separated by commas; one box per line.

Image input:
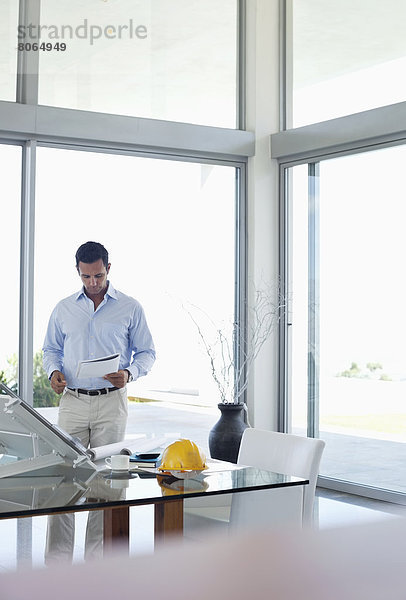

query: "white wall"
left=245, top=0, right=281, bottom=429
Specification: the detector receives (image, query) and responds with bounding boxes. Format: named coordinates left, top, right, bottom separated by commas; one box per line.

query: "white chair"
left=184, top=429, right=325, bottom=539
left=230, top=428, right=325, bottom=530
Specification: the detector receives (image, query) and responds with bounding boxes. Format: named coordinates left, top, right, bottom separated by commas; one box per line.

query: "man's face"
left=77, top=259, right=110, bottom=297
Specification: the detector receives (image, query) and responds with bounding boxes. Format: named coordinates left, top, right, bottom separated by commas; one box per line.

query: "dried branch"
left=184, top=282, right=286, bottom=404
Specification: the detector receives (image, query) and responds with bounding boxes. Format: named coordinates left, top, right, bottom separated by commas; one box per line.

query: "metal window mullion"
left=19, top=140, right=36, bottom=405
left=0, top=101, right=255, bottom=159
left=234, top=163, right=248, bottom=408
left=278, top=165, right=291, bottom=433
left=237, top=0, right=246, bottom=130
left=279, top=0, right=293, bottom=132
left=16, top=0, right=41, bottom=104
left=307, top=162, right=320, bottom=438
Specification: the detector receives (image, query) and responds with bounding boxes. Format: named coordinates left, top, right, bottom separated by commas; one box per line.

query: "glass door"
left=287, top=144, right=406, bottom=498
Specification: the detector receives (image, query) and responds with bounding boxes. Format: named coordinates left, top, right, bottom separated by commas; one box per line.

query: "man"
left=42, top=241, right=155, bottom=562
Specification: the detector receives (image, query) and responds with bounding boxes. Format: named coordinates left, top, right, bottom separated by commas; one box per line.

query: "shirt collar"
left=105, top=282, right=117, bottom=299
left=75, top=281, right=117, bottom=301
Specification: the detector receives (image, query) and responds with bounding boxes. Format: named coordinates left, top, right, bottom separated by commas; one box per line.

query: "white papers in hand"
left=76, top=353, right=120, bottom=379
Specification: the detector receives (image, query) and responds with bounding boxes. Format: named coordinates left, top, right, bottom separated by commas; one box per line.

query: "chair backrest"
left=237, top=428, right=325, bottom=526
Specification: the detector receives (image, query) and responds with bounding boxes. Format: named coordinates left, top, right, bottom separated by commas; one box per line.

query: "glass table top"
left=0, top=461, right=308, bottom=519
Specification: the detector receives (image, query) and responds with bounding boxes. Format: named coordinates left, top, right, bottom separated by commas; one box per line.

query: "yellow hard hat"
left=158, top=439, right=207, bottom=473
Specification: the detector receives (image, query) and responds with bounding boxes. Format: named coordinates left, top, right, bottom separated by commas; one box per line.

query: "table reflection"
left=157, top=474, right=209, bottom=496
left=0, top=465, right=304, bottom=514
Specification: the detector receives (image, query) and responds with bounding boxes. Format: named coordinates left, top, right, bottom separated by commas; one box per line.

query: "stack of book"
left=130, top=452, right=161, bottom=468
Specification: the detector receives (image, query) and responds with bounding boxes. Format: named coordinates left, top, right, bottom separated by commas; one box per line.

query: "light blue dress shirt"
left=43, top=282, right=155, bottom=390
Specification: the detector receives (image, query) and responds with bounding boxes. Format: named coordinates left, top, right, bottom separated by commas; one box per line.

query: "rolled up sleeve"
left=127, top=305, right=156, bottom=380
left=42, top=306, right=65, bottom=378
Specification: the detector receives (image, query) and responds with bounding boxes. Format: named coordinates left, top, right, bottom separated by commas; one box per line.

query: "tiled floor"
left=315, top=487, right=406, bottom=528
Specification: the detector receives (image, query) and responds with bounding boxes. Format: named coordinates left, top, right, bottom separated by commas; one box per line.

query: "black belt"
left=68, top=387, right=119, bottom=396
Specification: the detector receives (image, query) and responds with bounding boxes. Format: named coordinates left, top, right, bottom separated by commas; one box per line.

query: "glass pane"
left=290, top=145, right=406, bottom=495
left=34, top=147, right=236, bottom=408
left=0, top=144, right=21, bottom=394
left=290, top=0, right=406, bottom=127
left=0, top=0, right=18, bottom=101
left=37, top=0, right=237, bottom=128
left=289, top=164, right=309, bottom=434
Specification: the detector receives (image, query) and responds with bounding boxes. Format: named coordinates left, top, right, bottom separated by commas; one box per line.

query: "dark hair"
left=75, top=241, right=109, bottom=269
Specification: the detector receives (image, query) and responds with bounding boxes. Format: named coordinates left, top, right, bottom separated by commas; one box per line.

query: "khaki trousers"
left=45, top=387, right=128, bottom=564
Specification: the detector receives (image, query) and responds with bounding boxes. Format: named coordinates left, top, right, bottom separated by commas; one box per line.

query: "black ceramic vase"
left=208, top=403, right=249, bottom=464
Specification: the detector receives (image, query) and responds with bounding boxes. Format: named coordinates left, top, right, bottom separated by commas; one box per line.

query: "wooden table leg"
left=103, top=506, right=130, bottom=555
left=154, top=499, right=184, bottom=546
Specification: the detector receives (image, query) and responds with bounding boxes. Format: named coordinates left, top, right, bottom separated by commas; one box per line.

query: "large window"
left=34, top=147, right=237, bottom=407
left=0, top=0, right=245, bottom=408
left=0, top=144, right=21, bottom=393
left=0, top=0, right=246, bottom=569
left=37, top=0, right=238, bottom=127
left=289, top=0, right=406, bottom=127
left=287, top=145, right=406, bottom=496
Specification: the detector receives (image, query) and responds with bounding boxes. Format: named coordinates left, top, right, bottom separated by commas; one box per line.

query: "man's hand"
left=50, top=370, right=67, bottom=394
left=104, top=369, right=129, bottom=389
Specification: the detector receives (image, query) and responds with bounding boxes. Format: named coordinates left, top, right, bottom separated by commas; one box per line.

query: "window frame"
left=276, top=0, right=406, bottom=504
left=275, top=102, right=406, bottom=506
